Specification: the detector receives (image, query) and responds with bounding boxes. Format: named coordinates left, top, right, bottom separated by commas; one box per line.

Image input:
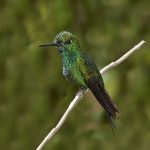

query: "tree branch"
left=36, top=40, right=145, bottom=150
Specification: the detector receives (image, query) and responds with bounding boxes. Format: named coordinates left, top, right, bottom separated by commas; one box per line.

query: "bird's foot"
left=75, top=88, right=85, bottom=98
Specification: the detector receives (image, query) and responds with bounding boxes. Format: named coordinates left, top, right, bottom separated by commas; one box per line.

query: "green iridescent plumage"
left=39, top=31, right=119, bottom=132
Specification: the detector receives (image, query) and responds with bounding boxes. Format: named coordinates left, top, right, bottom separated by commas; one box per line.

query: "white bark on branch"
left=36, top=40, right=145, bottom=150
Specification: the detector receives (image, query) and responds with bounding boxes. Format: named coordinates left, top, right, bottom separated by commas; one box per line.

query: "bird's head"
left=39, top=31, right=80, bottom=54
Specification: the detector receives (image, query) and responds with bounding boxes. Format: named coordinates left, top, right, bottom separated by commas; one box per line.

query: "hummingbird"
left=39, top=31, right=119, bottom=132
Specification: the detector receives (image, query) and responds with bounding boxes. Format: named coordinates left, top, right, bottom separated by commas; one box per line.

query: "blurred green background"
left=0, top=0, right=150, bottom=150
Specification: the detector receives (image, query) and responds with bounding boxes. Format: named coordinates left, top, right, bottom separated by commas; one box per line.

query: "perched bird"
left=39, top=31, right=119, bottom=132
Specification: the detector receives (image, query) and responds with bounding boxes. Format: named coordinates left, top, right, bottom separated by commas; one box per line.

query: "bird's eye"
left=57, top=40, right=62, bottom=45
left=65, top=39, right=72, bottom=45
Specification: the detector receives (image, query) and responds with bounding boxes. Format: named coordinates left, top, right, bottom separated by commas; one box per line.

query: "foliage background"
left=0, top=0, right=150, bottom=150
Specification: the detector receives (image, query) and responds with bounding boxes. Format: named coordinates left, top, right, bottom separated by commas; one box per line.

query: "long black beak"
left=38, top=42, right=58, bottom=47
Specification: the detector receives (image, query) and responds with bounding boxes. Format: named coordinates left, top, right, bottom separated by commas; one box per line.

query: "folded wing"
left=78, top=56, right=119, bottom=131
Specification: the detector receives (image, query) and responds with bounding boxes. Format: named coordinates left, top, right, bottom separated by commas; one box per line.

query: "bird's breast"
left=63, top=65, right=76, bottom=83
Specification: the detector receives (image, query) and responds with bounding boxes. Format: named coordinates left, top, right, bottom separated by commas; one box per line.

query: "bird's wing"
left=78, top=56, right=119, bottom=130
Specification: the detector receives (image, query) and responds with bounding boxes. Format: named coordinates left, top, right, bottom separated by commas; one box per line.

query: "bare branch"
left=36, top=40, right=145, bottom=150
left=100, top=40, right=145, bottom=74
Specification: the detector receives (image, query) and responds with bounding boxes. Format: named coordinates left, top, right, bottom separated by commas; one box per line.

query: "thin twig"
left=36, top=40, right=145, bottom=150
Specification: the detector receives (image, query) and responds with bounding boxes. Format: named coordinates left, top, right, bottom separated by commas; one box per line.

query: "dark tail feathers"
left=86, top=78, right=119, bottom=133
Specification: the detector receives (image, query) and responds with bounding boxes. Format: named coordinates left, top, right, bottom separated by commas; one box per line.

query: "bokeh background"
left=0, top=0, right=150, bottom=150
